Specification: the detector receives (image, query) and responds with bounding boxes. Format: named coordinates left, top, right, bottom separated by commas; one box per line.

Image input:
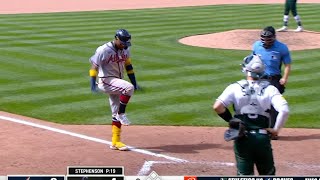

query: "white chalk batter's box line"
left=1, top=115, right=320, bottom=176
left=0, top=115, right=189, bottom=162
left=138, top=160, right=235, bottom=176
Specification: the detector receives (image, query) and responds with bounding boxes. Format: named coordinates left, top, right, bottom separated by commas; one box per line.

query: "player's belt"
left=99, top=76, right=121, bottom=78
left=261, top=74, right=281, bottom=80
left=248, top=129, right=268, bottom=134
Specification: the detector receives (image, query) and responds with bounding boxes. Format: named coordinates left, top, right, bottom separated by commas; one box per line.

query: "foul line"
left=0, top=115, right=187, bottom=163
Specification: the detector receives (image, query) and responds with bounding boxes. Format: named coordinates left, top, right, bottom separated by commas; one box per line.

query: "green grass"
left=0, top=4, right=320, bottom=128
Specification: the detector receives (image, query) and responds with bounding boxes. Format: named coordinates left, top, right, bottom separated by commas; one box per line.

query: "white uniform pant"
left=98, top=77, right=134, bottom=117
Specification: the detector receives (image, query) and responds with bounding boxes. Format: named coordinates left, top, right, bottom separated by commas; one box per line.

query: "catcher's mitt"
left=224, top=118, right=247, bottom=141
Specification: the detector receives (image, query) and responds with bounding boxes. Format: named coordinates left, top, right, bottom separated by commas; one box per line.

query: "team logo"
left=184, top=177, right=197, bottom=180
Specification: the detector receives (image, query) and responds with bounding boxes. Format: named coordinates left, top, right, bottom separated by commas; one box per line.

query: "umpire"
left=213, top=54, right=290, bottom=175
left=252, top=26, right=292, bottom=139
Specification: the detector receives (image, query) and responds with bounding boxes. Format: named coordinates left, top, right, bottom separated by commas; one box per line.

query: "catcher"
left=213, top=54, right=290, bottom=175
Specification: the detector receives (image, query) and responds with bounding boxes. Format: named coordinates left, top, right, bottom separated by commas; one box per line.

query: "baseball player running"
left=213, top=54, right=290, bottom=175
left=89, top=29, right=139, bottom=151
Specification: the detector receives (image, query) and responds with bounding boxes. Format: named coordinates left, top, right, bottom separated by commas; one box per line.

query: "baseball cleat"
left=112, top=116, right=118, bottom=121
left=116, top=113, right=131, bottom=125
left=110, top=142, right=129, bottom=151
left=294, top=26, right=303, bottom=32
left=276, top=26, right=288, bottom=32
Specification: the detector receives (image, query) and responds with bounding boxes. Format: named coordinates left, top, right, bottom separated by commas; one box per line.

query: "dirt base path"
left=1, top=0, right=320, bottom=176
left=1, top=111, right=320, bottom=176
left=0, top=112, right=320, bottom=176
left=0, top=0, right=318, bottom=14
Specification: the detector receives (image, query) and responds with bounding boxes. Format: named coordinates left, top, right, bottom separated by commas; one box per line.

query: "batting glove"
left=134, top=84, right=142, bottom=91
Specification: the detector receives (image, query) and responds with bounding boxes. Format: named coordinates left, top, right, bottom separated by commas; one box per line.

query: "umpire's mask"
left=260, top=26, right=276, bottom=49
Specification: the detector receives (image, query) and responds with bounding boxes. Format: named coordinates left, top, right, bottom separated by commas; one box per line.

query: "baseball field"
left=0, top=0, right=320, bottom=176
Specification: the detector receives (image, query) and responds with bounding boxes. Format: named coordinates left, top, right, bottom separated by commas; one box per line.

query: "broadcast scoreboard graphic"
left=7, top=175, right=65, bottom=180
left=67, top=166, right=124, bottom=180
left=2, top=166, right=320, bottom=180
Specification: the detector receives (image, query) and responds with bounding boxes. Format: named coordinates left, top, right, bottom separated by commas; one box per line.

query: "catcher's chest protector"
left=236, top=80, right=271, bottom=119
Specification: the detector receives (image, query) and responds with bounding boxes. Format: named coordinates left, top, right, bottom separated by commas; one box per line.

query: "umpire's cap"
left=260, top=26, right=276, bottom=37
left=115, top=29, right=131, bottom=47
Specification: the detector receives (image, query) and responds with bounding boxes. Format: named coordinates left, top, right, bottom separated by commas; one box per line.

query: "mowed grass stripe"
left=0, top=52, right=84, bottom=75
left=0, top=4, right=320, bottom=127
left=0, top=4, right=317, bottom=27
left=0, top=5, right=289, bottom=35
left=0, top=71, right=230, bottom=103
left=1, top=86, right=90, bottom=101
left=0, top=77, right=86, bottom=93
left=1, top=46, right=89, bottom=63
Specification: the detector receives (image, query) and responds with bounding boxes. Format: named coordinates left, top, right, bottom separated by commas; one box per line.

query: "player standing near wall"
left=89, top=29, right=140, bottom=151
left=277, top=0, right=303, bottom=32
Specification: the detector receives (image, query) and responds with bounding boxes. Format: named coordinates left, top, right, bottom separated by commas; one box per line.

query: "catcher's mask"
left=115, top=29, right=131, bottom=49
left=242, top=54, right=265, bottom=79
left=260, top=26, right=276, bottom=49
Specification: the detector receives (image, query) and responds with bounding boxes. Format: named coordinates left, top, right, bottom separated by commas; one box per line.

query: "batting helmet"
left=242, top=54, right=265, bottom=79
left=260, top=26, right=276, bottom=49
left=115, top=29, right=131, bottom=47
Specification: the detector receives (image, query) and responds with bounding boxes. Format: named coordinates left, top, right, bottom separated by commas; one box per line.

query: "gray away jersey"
left=90, top=41, right=131, bottom=79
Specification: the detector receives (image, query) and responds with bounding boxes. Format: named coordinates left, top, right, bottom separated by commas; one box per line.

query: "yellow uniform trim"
left=125, top=58, right=134, bottom=74
left=89, top=69, right=97, bottom=77
left=112, top=125, right=121, bottom=145
left=126, top=69, right=134, bottom=74
left=125, top=58, right=132, bottom=66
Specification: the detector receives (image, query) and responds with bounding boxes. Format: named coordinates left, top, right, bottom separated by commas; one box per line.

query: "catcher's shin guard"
left=111, top=121, right=122, bottom=145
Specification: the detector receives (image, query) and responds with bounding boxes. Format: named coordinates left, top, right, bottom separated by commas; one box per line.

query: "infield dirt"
left=1, top=0, right=320, bottom=176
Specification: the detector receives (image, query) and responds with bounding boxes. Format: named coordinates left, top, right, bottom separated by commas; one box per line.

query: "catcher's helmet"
left=242, top=54, right=265, bottom=79
left=115, top=29, right=131, bottom=47
left=260, top=26, right=276, bottom=49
